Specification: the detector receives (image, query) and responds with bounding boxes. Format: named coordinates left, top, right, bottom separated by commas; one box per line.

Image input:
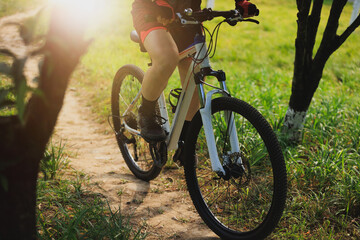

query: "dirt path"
left=0, top=10, right=218, bottom=240
left=54, top=90, right=218, bottom=240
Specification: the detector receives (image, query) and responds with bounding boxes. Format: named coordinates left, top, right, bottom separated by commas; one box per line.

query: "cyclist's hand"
left=152, top=0, right=175, bottom=24
left=235, top=0, right=259, bottom=18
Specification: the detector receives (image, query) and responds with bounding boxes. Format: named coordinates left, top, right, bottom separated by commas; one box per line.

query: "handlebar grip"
left=190, top=9, right=238, bottom=22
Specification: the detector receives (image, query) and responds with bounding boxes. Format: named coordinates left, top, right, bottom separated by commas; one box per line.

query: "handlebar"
left=177, top=8, right=259, bottom=26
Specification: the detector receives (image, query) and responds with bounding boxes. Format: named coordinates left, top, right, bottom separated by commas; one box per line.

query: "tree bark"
left=283, top=0, right=360, bottom=142
left=0, top=5, right=88, bottom=239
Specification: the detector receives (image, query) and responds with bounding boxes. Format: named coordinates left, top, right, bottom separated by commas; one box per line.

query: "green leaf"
left=15, top=78, right=27, bottom=125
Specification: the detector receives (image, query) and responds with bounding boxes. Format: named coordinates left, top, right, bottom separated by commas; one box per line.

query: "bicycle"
left=111, top=8, right=287, bottom=240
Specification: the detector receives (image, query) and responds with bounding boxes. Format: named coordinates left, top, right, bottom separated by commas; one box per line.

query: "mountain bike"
left=111, top=8, right=287, bottom=240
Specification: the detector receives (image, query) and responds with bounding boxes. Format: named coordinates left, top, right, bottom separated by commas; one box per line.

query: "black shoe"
left=124, top=112, right=138, bottom=129
left=138, top=106, right=166, bottom=143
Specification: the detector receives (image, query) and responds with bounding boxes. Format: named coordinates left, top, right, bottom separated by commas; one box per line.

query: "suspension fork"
left=193, top=37, right=243, bottom=176
left=196, top=69, right=243, bottom=176
left=192, top=39, right=223, bottom=175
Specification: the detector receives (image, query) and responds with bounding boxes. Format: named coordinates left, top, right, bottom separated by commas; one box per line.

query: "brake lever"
left=225, top=18, right=259, bottom=26
left=242, top=19, right=260, bottom=24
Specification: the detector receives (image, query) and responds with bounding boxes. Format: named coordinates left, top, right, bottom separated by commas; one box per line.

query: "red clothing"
left=131, top=0, right=202, bottom=52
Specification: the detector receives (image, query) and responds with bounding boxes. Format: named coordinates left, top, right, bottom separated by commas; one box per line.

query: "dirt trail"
left=55, top=90, right=218, bottom=240
left=0, top=10, right=218, bottom=240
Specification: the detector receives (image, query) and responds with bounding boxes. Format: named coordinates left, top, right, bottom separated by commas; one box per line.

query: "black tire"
left=111, top=64, right=164, bottom=181
left=184, top=97, right=287, bottom=240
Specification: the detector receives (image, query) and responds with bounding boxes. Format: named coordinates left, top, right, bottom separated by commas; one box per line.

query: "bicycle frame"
left=164, top=36, right=242, bottom=175
left=123, top=34, right=243, bottom=176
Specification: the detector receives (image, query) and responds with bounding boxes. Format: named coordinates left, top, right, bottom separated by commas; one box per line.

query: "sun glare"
left=48, top=0, right=108, bottom=25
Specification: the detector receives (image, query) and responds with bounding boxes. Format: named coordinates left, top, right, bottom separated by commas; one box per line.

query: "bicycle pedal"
left=149, top=142, right=167, bottom=168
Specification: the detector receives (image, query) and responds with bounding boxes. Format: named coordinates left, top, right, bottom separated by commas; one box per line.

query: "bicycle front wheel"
left=184, top=97, right=287, bottom=240
left=111, top=64, right=164, bottom=181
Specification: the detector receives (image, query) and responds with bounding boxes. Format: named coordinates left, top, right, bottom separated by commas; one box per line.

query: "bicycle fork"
left=195, top=43, right=244, bottom=177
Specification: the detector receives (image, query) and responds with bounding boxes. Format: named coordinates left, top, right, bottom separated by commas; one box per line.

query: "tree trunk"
left=0, top=122, right=45, bottom=239
left=283, top=0, right=360, bottom=142
left=0, top=5, right=88, bottom=239
left=283, top=68, right=323, bottom=142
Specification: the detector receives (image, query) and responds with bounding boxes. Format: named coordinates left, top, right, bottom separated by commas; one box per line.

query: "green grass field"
left=73, top=0, right=360, bottom=238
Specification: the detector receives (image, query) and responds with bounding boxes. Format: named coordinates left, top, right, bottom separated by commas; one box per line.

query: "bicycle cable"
left=191, top=20, right=226, bottom=77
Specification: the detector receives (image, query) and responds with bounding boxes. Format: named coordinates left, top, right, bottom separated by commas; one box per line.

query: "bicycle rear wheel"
left=111, top=64, right=165, bottom=181
left=184, top=97, right=287, bottom=239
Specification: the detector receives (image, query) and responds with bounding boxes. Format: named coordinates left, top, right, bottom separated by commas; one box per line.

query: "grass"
left=40, top=140, right=69, bottom=180
left=37, top=140, right=147, bottom=239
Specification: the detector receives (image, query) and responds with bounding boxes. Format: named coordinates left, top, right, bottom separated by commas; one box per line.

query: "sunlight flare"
left=48, top=0, right=108, bottom=26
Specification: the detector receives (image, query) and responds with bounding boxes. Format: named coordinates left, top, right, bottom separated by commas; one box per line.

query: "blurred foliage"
left=0, top=0, right=46, bottom=17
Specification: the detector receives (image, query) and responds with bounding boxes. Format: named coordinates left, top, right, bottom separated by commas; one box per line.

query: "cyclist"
left=131, top=0, right=259, bottom=144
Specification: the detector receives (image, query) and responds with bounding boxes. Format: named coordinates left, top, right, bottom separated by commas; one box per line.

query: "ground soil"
left=54, top=89, right=218, bottom=240
left=0, top=10, right=218, bottom=240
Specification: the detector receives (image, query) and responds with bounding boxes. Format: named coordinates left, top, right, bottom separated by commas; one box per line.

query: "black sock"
left=141, top=95, right=157, bottom=115
left=179, top=120, right=191, bottom=142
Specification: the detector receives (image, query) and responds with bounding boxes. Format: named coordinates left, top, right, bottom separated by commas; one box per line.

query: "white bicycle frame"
left=124, top=34, right=243, bottom=176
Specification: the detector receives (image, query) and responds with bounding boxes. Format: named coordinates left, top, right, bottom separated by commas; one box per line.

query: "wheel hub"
left=221, top=152, right=251, bottom=184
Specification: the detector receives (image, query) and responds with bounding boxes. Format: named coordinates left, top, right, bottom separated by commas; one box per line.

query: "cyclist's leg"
left=132, top=0, right=179, bottom=142
left=169, top=18, right=202, bottom=122
left=142, top=29, right=179, bottom=101
left=172, top=26, right=202, bottom=162
left=173, top=57, right=200, bottom=165
left=138, top=29, right=179, bottom=142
